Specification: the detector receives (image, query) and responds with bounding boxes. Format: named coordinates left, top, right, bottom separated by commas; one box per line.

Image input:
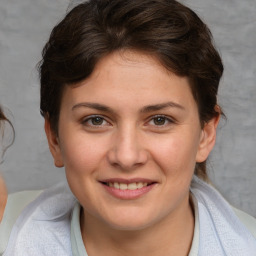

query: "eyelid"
left=146, top=114, right=176, bottom=126
left=81, top=115, right=112, bottom=127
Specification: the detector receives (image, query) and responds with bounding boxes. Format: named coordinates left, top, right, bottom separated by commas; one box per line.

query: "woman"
left=1, top=0, right=256, bottom=255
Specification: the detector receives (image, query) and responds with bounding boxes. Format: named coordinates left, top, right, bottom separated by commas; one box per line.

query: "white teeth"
left=137, top=182, right=143, bottom=189
left=127, top=183, right=137, bottom=190
left=120, top=183, right=128, bottom=190
left=114, top=182, right=120, bottom=189
left=107, top=182, right=148, bottom=190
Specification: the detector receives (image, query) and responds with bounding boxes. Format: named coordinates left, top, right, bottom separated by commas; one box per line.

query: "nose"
left=107, top=126, right=148, bottom=171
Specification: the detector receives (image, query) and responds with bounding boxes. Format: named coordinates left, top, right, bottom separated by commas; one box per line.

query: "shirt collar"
left=70, top=196, right=199, bottom=256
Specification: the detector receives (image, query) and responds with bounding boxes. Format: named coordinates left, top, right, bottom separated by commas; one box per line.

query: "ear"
left=196, top=107, right=221, bottom=163
left=44, top=119, right=64, bottom=168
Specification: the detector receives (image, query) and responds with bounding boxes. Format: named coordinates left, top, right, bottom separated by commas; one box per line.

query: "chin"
left=103, top=212, right=158, bottom=231
left=108, top=221, right=152, bottom=231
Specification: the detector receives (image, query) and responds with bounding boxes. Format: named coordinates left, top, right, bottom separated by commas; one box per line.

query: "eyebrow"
left=72, top=101, right=185, bottom=113
left=140, top=102, right=185, bottom=113
left=72, top=102, right=112, bottom=112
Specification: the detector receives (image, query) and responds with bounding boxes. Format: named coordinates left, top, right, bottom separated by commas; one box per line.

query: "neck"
left=80, top=195, right=194, bottom=256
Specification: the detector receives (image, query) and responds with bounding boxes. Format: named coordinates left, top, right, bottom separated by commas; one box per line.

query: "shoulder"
left=233, top=207, right=256, bottom=239
left=190, top=176, right=256, bottom=243
left=0, top=190, right=42, bottom=254
left=0, top=183, right=76, bottom=255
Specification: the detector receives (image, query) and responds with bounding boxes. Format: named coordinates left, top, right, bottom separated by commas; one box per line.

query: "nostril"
left=106, top=139, right=149, bottom=170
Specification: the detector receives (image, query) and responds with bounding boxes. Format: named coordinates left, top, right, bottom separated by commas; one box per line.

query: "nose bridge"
left=108, top=123, right=147, bottom=169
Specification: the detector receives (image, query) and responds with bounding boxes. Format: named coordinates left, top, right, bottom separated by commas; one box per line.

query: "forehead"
left=61, top=51, right=196, bottom=111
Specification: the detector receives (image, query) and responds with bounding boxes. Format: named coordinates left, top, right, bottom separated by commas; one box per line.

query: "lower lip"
left=102, top=183, right=156, bottom=200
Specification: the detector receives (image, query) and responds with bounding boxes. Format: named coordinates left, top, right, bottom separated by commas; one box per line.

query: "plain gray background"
left=0, top=0, right=255, bottom=216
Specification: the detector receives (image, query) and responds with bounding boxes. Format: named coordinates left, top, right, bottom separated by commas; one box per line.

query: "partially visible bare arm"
left=0, top=175, right=7, bottom=222
left=0, top=106, right=12, bottom=222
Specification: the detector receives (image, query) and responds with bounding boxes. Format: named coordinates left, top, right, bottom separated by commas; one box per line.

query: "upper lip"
left=99, top=178, right=157, bottom=184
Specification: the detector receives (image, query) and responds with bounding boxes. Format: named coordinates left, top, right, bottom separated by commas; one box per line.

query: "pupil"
left=154, top=117, right=165, bottom=125
left=92, top=117, right=103, bottom=125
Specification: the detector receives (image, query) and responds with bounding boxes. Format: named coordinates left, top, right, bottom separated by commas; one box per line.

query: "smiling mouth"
left=100, top=180, right=157, bottom=199
left=102, top=182, right=154, bottom=190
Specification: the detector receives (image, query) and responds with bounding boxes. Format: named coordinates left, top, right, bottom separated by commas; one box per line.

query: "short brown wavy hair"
left=39, top=0, right=224, bottom=180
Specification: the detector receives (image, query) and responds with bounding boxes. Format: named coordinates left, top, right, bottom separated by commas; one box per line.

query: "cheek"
left=60, top=135, right=109, bottom=204
left=151, top=132, right=199, bottom=176
left=59, top=134, right=108, bottom=176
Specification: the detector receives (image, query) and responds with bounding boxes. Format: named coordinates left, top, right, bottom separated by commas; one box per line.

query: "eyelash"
left=81, top=114, right=174, bottom=129
left=81, top=115, right=111, bottom=128
left=146, top=115, right=175, bottom=127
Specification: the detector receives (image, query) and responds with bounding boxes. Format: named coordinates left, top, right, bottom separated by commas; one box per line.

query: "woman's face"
left=46, top=51, right=218, bottom=231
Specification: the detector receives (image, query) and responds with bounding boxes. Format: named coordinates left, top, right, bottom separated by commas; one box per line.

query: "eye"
left=147, top=115, right=174, bottom=127
left=90, top=116, right=104, bottom=125
left=152, top=116, right=167, bottom=125
left=82, top=115, right=110, bottom=127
